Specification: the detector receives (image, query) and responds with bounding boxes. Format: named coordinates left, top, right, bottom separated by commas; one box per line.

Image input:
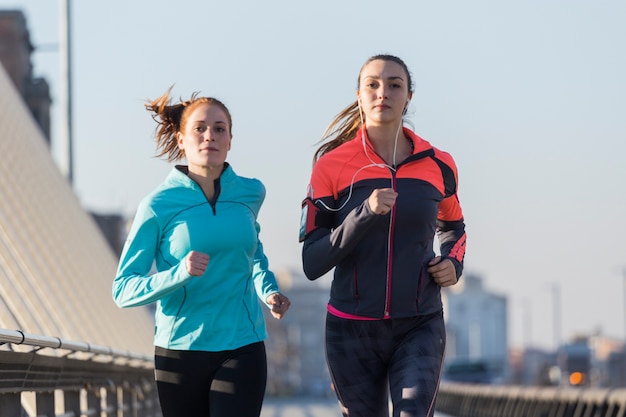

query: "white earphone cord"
left=316, top=101, right=404, bottom=212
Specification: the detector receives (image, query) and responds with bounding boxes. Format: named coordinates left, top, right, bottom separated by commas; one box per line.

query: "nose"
left=204, top=130, right=214, bottom=141
left=377, top=86, right=388, bottom=99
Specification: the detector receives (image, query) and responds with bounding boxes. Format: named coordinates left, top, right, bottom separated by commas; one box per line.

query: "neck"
left=186, top=164, right=224, bottom=200
left=364, top=123, right=410, bottom=166
left=188, top=163, right=224, bottom=180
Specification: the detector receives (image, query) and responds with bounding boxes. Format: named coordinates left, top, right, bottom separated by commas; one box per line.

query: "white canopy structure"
left=0, top=63, right=154, bottom=356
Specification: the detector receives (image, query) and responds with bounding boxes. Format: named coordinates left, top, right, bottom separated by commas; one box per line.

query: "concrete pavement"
left=260, top=396, right=453, bottom=417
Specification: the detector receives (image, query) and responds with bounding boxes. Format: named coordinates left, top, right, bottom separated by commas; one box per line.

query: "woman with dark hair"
left=300, top=55, right=467, bottom=417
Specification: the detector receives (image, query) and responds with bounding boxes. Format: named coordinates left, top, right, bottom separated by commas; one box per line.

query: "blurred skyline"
left=1, top=0, right=625, bottom=351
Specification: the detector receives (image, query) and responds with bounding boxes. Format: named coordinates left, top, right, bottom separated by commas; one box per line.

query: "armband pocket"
left=299, top=197, right=318, bottom=242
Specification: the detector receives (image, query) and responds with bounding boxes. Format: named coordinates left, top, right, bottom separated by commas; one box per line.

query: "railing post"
left=0, top=393, right=22, bottom=416
left=136, top=383, right=148, bottom=417
left=121, top=381, right=136, bottom=417
left=136, top=378, right=159, bottom=417
left=142, top=385, right=157, bottom=417
left=36, top=390, right=56, bottom=417
left=103, top=383, right=118, bottom=417
left=148, top=384, right=161, bottom=417
left=86, top=386, right=101, bottom=416
left=64, top=389, right=81, bottom=416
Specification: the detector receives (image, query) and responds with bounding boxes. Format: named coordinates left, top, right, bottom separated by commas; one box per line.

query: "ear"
left=176, top=132, right=184, bottom=149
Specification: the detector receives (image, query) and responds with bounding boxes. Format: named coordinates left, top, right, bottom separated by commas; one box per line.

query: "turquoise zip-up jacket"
left=113, top=164, right=280, bottom=351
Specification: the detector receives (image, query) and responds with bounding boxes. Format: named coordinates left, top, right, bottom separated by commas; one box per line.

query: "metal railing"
left=436, top=382, right=626, bottom=417
left=0, top=328, right=160, bottom=417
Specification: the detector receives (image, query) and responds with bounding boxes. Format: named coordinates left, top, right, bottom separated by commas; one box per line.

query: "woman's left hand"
left=267, top=293, right=291, bottom=320
left=427, top=257, right=458, bottom=287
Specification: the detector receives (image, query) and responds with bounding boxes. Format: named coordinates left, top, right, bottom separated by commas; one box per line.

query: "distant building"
left=605, top=349, right=626, bottom=387
left=0, top=10, right=51, bottom=142
left=584, top=334, right=624, bottom=387
left=91, top=212, right=126, bottom=256
left=263, top=267, right=332, bottom=397
left=509, top=335, right=626, bottom=388
left=443, top=273, right=509, bottom=380
left=519, top=347, right=557, bottom=386
left=557, top=339, right=592, bottom=387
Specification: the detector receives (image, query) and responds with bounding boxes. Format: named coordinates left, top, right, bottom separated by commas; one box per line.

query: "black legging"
left=325, top=312, right=446, bottom=417
left=155, top=342, right=267, bottom=417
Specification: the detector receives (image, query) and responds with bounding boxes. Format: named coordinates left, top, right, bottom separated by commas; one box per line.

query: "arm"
left=252, top=231, right=280, bottom=301
left=301, top=196, right=381, bottom=280
left=436, top=194, right=467, bottom=280
left=430, top=150, right=467, bottom=281
left=252, top=224, right=290, bottom=318
left=300, top=158, right=394, bottom=280
left=112, top=206, right=194, bottom=308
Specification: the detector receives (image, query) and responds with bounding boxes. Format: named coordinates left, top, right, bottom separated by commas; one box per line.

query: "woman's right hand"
left=185, top=250, right=210, bottom=276
left=368, top=188, right=398, bottom=215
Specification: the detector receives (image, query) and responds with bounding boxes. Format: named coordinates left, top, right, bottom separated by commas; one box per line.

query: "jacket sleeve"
left=252, top=222, right=281, bottom=306
left=436, top=155, right=467, bottom=279
left=301, top=193, right=382, bottom=280
left=112, top=204, right=193, bottom=308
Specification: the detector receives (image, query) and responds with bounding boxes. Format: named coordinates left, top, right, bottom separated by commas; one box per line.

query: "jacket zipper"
left=384, top=170, right=397, bottom=318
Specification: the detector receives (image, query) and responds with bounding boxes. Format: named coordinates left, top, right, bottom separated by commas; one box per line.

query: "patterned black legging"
left=325, top=311, right=446, bottom=417
left=154, top=341, right=267, bottom=417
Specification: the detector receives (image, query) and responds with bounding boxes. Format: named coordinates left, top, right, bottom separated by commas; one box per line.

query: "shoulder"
left=312, top=138, right=361, bottom=175
left=432, top=147, right=458, bottom=172
left=429, top=147, right=460, bottom=197
left=406, top=129, right=458, bottom=173
left=136, top=167, right=197, bottom=216
left=320, top=137, right=361, bottom=160
left=224, top=165, right=267, bottom=199
left=406, top=129, right=461, bottom=196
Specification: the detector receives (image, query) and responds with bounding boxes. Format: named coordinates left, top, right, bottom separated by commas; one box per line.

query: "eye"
left=388, top=80, right=406, bottom=89
left=215, top=126, right=226, bottom=133
left=194, top=125, right=207, bottom=133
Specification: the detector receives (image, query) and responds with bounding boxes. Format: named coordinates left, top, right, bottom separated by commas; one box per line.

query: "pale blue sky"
left=2, top=0, right=625, bottom=351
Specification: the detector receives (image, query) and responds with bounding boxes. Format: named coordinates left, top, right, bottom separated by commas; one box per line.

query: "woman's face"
left=357, top=59, right=412, bottom=126
left=177, top=103, right=232, bottom=173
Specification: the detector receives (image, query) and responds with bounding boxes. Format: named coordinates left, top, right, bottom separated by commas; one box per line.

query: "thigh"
left=209, top=341, right=267, bottom=417
left=389, top=312, right=446, bottom=417
left=154, top=347, right=212, bottom=417
left=325, top=313, right=391, bottom=417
